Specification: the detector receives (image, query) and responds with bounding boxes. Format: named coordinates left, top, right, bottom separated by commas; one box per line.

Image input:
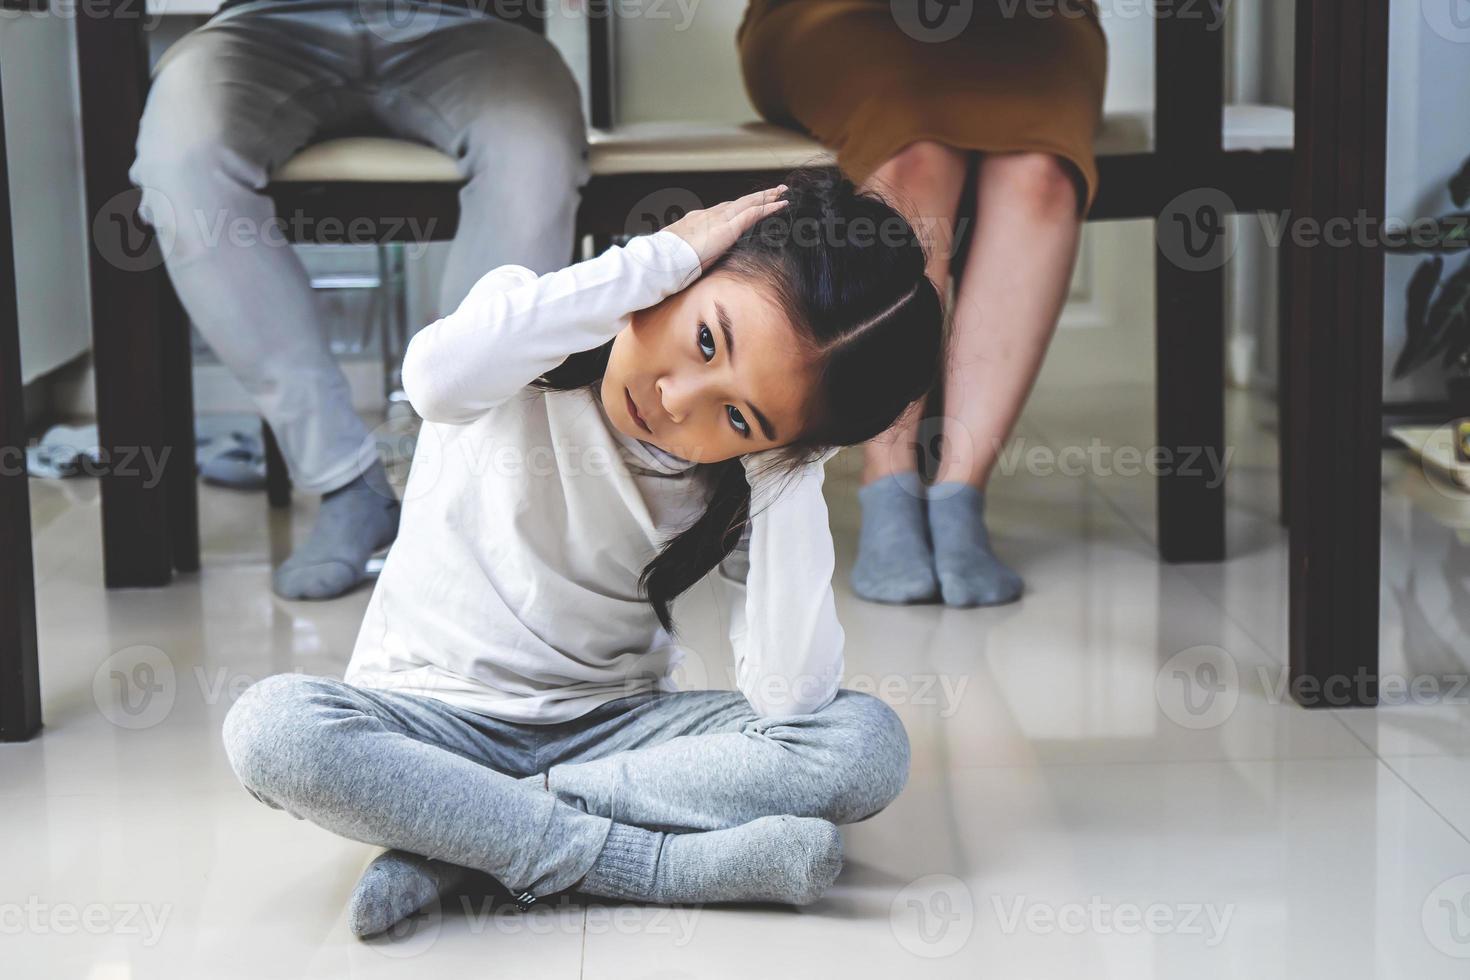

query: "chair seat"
left=274, top=137, right=465, bottom=183
left=272, top=105, right=1296, bottom=185
left=588, top=121, right=834, bottom=175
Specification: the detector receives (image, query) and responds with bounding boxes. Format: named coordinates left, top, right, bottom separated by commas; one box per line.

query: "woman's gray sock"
left=348, top=849, right=472, bottom=938
left=926, top=482, right=1024, bottom=607
left=850, top=472, right=940, bottom=604
left=272, top=461, right=400, bottom=601
left=579, top=816, right=843, bottom=907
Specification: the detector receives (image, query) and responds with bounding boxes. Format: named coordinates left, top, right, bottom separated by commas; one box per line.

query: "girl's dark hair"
left=532, top=168, right=945, bottom=630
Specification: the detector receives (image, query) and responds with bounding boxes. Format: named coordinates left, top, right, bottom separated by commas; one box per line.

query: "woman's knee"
left=865, top=141, right=969, bottom=253
left=979, top=151, right=1083, bottom=216
left=877, top=140, right=969, bottom=191
left=799, top=691, right=911, bottom=823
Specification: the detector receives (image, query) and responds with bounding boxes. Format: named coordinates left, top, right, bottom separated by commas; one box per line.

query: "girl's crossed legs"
left=221, top=674, right=909, bottom=933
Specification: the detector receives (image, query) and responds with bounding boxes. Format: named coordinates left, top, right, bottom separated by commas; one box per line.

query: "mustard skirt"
left=737, top=0, right=1109, bottom=215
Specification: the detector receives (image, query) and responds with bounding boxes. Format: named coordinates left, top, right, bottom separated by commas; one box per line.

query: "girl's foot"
left=348, top=849, right=471, bottom=938
left=579, top=815, right=843, bottom=907
left=850, top=472, right=940, bottom=604
left=926, top=483, right=1024, bottom=607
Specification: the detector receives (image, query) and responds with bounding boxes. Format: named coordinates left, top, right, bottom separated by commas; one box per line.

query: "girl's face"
left=602, top=271, right=817, bottom=464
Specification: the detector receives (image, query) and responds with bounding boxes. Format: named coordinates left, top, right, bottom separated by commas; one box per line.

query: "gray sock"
left=926, top=482, right=1023, bottom=607
left=850, top=472, right=939, bottom=604
left=348, top=849, right=472, bottom=938
left=272, top=462, right=400, bottom=601
left=578, top=815, right=842, bottom=907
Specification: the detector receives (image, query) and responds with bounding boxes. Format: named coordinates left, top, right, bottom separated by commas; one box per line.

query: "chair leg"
left=263, top=421, right=291, bottom=509
left=378, top=243, right=409, bottom=400
left=160, top=276, right=200, bottom=573
left=1152, top=0, right=1227, bottom=563
left=1155, top=248, right=1227, bottom=564
left=0, top=74, right=41, bottom=742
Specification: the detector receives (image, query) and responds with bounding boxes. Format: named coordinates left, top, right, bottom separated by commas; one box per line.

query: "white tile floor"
left=7, top=382, right=1470, bottom=978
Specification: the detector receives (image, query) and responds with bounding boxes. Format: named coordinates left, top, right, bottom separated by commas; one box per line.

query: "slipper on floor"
left=200, top=444, right=267, bottom=491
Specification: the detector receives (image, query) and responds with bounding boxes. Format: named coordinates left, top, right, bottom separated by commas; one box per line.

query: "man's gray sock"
left=348, top=849, right=472, bottom=938
left=926, top=482, right=1024, bottom=607
left=272, top=461, right=400, bottom=601
left=578, top=815, right=842, bottom=907
left=850, top=472, right=939, bottom=604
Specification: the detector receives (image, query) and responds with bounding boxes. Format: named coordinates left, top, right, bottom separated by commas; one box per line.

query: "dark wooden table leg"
left=0, top=67, right=43, bottom=742
left=1277, top=230, right=1292, bottom=527
left=76, top=5, right=181, bottom=588
left=1286, top=0, right=1388, bottom=708
left=160, top=280, right=199, bottom=572
left=1153, top=0, right=1226, bottom=563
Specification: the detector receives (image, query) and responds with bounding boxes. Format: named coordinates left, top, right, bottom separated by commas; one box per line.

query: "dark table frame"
left=74, top=5, right=200, bottom=592
left=0, top=0, right=1392, bottom=740
left=1285, top=0, right=1390, bottom=708
left=0, top=61, right=43, bottom=741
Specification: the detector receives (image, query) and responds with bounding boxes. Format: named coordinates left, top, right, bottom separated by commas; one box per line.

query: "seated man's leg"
left=371, top=11, right=590, bottom=304
left=131, top=13, right=399, bottom=601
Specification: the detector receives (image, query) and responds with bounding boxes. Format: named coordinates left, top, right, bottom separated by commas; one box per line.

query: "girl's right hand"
left=663, top=185, right=790, bottom=271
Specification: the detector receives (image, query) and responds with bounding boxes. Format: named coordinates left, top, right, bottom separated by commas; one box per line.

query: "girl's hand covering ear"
left=664, top=186, right=791, bottom=271
left=741, top=445, right=840, bottom=514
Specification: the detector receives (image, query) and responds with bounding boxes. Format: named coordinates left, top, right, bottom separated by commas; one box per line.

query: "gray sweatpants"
left=221, top=674, right=910, bottom=899
left=130, top=0, right=589, bottom=493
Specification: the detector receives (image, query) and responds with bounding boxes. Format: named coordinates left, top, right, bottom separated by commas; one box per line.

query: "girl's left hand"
left=664, top=186, right=791, bottom=271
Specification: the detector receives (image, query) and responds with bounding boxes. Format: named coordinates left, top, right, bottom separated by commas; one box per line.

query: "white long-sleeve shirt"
left=343, top=231, right=845, bottom=722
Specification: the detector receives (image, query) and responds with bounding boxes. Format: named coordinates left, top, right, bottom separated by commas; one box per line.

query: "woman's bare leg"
left=850, top=141, right=967, bottom=604
left=860, top=141, right=968, bottom=483
left=926, top=151, right=1084, bottom=606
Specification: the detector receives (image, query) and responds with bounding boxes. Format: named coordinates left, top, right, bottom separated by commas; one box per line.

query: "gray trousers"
left=222, top=674, right=910, bottom=898
left=131, top=0, right=589, bottom=493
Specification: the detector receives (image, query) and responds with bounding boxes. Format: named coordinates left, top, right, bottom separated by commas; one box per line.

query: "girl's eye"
left=727, top=405, right=751, bottom=437
left=698, top=323, right=748, bottom=437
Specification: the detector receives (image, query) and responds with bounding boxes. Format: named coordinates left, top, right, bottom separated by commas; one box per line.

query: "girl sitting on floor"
left=222, top=171, right=945, bottom=937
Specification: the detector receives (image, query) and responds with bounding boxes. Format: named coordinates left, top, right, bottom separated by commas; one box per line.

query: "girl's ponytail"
left=639, top=459, right=749, bottom=631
